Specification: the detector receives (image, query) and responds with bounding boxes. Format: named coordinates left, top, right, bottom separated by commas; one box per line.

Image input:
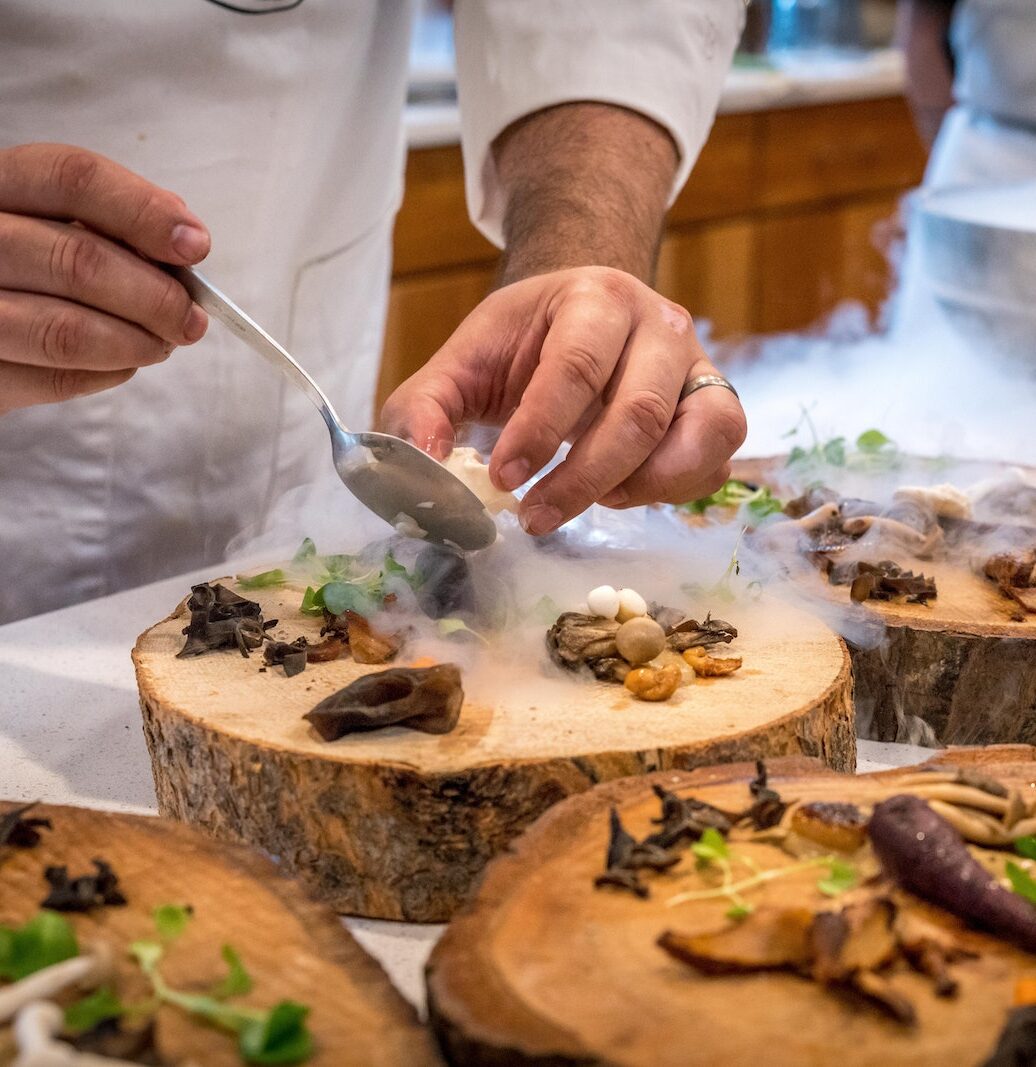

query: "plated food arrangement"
left=133, top=520, right=853, bottom=921
left=427, top=747, right=1036, bottom=1067
left=689, top=436, right=1036, bottom=747
left=0, top=801, right=439, bottom=1066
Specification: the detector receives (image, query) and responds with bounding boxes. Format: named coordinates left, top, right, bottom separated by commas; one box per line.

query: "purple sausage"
left=869, top=794, right=1036, bottom=954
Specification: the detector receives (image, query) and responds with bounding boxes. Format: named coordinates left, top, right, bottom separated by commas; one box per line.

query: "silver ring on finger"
left=679, top=373, right=739, bottom=402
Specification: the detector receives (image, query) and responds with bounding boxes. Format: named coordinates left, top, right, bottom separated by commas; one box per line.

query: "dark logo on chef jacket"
left=202, top=0, right=304, bottom=13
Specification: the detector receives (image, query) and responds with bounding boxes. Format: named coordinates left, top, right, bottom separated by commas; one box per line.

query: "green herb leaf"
left=0, top=911, right=79, bottom=981
left=238, top=1001, right=313, bottom=1065
left=786, top=445, right=808, bottom=467
left=292, top=538, right=317, bottom=564
left=65, top=986, right=125, bottom=1033
left=237, top=569, right=286, bottom=590
left=299, top=586, right=323, bottom=616
left=1016, top=837, right=1036, bottom=861
left=691, top=827, right=729, bottom=866
left=822, top=437, right=847, bottom=466
left=437, top=618, right=489, bottom=644
left=210, top=945, right=254, bottom=1000
left=154, top=904, right=193, bottom=942
left=817, top=859, right=857, bottom=898
left=725, top=902, right=755, bottom=921
left=1007, top=861, right=1036, bottom=904
left=319, top=582, right=377, bottom=618
left=130, top=939, right=164, bottom=975
left=855, top=428, right=894, bottom=453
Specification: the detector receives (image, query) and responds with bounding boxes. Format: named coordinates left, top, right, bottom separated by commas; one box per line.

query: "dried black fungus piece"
left=177, top=582, right=274, bottom=659
left=981, top=1004, right=1036, bottom=1067
left=869, top=795, right=1036, bottom=953
left=827, top=559, right=937, bottom=605
left=741, top=760, right=789, bottom=830
left=642, top=785, right=734, bottom=850
left=0, top=802, right=51, bottom=848
left=42, top=858, right=127, bottom=912
left=594, top=808, right=682, bottom=898
left=264, top=637, right=308, bottom=678
left=304, top=664, right=463, bottom=740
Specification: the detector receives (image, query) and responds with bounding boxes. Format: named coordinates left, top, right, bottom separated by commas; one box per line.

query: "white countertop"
left=406, top=49, right=906, bottom=148
left=0, top=568, right=934, bottom=1017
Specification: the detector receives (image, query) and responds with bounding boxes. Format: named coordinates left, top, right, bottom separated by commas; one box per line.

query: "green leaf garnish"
left=817, top=859, right=857, bottom=897
left=318, top=582, right=378, bottom=618
left=855, top=428, right=894, bottom=453
left=238, top=1001, right=313, bottom=1065
left=1015, top=837, right=1036, bottom=861
left=725, top=902, right=754, bottom=921
left=130, top=939, right=164, bottom=974
left=154, top=903, right=193, bottom=942
left=0, top=911, right=78, bottom=981
left=437, top=618, right=489, bottom=645
left=65, top=986, right=126, bottom=1033
left=237, top=569, right=287, bottom=590
left=691, top=827, right=729, bottom=866
left=299, top=586, right=322, bottom=616
left=680, top=480, right=785, bottom=522
left=1007, top=861, right=1036, bottom=904
left=211, top=944, right=254, bottom=1000
left=292, top=538, right=317, bottom=564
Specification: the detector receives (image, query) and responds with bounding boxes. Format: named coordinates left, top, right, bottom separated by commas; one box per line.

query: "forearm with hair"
left=492, top=102, right=678, bottom=287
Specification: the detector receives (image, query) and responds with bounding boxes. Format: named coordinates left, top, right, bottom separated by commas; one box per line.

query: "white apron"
left=0, top=0, right=415, bottom=622
left=893, top=0, right=1036, bottom=336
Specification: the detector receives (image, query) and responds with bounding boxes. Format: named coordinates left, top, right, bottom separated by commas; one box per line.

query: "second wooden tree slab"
left=0, top=802, right=440, bottom=1065
left=427, top=746, right=1036, bottom=1067
left=134, top=583, right=854, bottom=921
left=730, top=456, right=1036, bottom=746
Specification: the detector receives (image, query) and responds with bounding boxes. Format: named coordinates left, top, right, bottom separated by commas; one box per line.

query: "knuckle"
left=50, top=230, right=104, bottom=292
left=570, top=266, right=636, bottom=309
left=33, top=308, right=87, bottom=367
left=148, top=273, right=191, bottom=331
left=622, top=388, right=673, bottom=446
left=710, top=403, right=748, bottom=454
left=557, top=343, right=608, bottom=396
left=46, top=366, right=88, bottom=404
left=49, top=148, right=100, bottom=202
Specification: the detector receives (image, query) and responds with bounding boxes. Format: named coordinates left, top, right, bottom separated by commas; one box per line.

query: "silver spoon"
left=171, top=266, right=497, bottom=552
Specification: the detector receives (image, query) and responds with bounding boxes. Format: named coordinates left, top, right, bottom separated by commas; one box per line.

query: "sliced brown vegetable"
left=790, top=801, right=868, bottom=853
left=343, top=610, right=400, bottom=664
left=682, top=647, right=742, bottom=677
left=304, top=664, right=463, bottom=740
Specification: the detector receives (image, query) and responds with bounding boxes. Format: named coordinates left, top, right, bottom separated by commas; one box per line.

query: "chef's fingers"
left=0, top=360, right=135, bottom=416
left=598, top=375, right=746, bottom=507
left=381, top=385, right=458, bottom=461
left=0, top=290, right=173, bottom=373
left=488, top=286, right=632, bottom=492
left=0, top=213, right=208, bottom=346
left=517, top=317, right=692, bottom=535
left=0, top=143, right=210, bottom=264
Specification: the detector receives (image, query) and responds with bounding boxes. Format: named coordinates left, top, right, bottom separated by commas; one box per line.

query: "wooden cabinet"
left=376, top=95, right=926, bottom=408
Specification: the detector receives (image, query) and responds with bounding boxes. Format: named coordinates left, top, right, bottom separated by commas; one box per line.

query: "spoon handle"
left=170, top=265, right=347, bottom=437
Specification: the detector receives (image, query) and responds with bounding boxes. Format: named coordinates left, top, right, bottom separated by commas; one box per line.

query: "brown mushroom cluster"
left=985, top=548, right=1036, bottom=615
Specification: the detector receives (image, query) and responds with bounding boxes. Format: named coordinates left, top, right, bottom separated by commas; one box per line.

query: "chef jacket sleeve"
left=453, top=0, right=746, bottom=248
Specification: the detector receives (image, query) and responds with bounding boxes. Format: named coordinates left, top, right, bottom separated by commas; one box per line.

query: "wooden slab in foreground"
left=0, top=803, right=440, bottom=1066
left=732, top=456, right=1036, bottom=747
left=427, top=746, right=1036, bottom=1067
left=134, top=584, right=854, bottom=922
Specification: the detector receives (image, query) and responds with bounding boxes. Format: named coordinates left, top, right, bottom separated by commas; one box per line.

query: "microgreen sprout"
left=682, top=480, right=785, bottom=523
left=129, top=905, right=313, bottom=1065
left=669, top=836, right=856, bottom=912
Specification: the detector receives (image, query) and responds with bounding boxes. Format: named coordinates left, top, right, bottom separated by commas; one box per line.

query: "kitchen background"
left=378, top=0, right=917, bottom=408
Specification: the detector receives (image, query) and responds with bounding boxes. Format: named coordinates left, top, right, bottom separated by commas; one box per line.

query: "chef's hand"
left=380, top=266, right=746, bottom=535
left=0, top=143, right=210, bottom=416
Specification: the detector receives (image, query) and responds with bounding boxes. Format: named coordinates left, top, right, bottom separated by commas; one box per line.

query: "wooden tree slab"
left=426, top=746, right=1036, bottom=1067
left=730, top=456, right=1036, bottom=746
left=133, top=585, right=854, bottom=922
left=0, top=802, right=440, bottom=1066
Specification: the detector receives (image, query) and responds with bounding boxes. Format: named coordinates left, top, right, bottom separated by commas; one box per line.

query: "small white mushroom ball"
left=616, top=587, right=648, bottom=623
left=586, top=585, right=621, bottom=620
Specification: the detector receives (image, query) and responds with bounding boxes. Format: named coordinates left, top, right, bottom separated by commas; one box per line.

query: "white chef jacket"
left=0, top=0, right=742, bottom=624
